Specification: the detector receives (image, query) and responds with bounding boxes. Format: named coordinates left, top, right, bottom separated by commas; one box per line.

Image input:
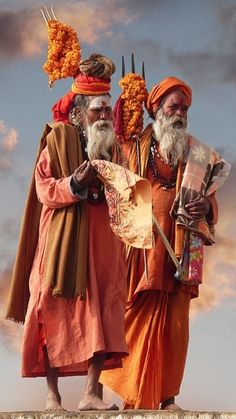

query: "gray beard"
left=153, top=109, right=188, bottom=166
left=86, top=120, right=116, bottom=161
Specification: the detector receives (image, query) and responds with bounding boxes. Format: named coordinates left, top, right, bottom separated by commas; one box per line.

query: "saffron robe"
left=100, top=127, right=219, bottom=408
left=21, top=126, right=127, bottom=377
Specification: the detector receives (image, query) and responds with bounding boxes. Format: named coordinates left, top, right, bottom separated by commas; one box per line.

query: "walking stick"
left=152, top=214, right=185, bottom=279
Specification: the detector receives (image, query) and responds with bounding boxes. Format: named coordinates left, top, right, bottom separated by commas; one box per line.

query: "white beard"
left=153, top=108, right=188, bottom=166
left=86, top=120, right=116, bottom=161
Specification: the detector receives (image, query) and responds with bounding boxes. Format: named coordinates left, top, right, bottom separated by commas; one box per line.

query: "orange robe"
left=22, top=147, right=127, bottom=377
left=100, top=136, right=218, bottom=408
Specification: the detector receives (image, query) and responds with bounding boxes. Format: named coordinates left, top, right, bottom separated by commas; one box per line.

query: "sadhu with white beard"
left=6, top=54, right=128, bottom=411
left=100, top=76, right=230, bottom=410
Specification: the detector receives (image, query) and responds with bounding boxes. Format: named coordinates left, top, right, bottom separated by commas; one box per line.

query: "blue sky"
left=0, top=0, right=236, bottom=412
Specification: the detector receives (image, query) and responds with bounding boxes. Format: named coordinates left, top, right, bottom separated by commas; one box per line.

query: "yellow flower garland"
left=119, top=73, right=147, bottom=141
left=43, top=20, right=81, bottom=87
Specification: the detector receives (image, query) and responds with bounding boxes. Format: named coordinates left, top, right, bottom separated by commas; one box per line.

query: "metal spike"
left=142, top=61, right=145, bottom=80
left=122, top=56, right=125, bottom=78
left=40, top=7, right=48, bottom=24
left=50, top=4, right=57, bottom=20
left=43, top=5, right=52, bottom=20
left=131, top=52, right=135, bottom=73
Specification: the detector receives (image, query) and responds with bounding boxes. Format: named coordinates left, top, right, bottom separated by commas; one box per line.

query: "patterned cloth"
left=171, top=135, right=231, bottom=284
left=171, top=135, right=231, bottom=245
left=179, top=232, right=204, bottom=285
left=92, top=160, right=153, bottom=249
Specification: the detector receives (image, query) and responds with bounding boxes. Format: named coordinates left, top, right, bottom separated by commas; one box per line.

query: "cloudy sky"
left=0, top=0, right=236, bottom=413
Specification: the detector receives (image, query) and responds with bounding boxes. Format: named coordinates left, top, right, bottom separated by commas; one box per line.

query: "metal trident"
left=40, top=4, right=57, bottom=24
left=122, top=52, right=145, bottom=80
left=121, top=54, right=185, bottom=280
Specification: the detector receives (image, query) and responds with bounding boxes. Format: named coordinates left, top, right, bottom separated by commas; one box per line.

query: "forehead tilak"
left=88, top=95, right=111, bottom=110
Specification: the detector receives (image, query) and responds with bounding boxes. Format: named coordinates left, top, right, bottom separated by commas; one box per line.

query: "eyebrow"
left=169, top=103, right=189, bottom=110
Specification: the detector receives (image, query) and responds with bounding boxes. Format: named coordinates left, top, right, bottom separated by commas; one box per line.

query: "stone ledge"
left=0, top=411, right=235, bottom=419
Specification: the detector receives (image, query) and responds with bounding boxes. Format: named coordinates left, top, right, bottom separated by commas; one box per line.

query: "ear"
left=74, top=107, right=84, bottom=124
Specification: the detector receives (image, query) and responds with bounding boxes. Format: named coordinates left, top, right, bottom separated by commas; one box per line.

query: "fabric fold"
left=92, top=160, right=153, bottom=249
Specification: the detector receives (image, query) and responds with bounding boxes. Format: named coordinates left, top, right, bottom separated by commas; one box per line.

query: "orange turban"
left=146, top=76, right=192, bottom=119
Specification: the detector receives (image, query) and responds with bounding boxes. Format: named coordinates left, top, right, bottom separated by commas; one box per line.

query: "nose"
left=175, top=108, right=184, bottom=117
left=99, top=110, right=107, bottom=120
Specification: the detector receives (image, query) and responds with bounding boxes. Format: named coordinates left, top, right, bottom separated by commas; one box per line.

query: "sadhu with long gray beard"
left=100, top=76, right=231, bottom=410
left=6, top=54, right=128, bottom=411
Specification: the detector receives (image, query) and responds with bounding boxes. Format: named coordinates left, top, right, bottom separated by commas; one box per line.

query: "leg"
left=43, top=347, right=65, bottom=411
left=161, top=397, right=181, bottom=411
left=96, top=382, right=103, bottom=400
left=78, top=354, right=118, bottom=410
left=160, top=292, right=191, bottom=410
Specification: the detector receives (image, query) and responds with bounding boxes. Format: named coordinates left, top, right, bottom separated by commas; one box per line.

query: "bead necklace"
left=148, top=137, right=177, bottom=190
left=77, top=126, right=89, bottom=160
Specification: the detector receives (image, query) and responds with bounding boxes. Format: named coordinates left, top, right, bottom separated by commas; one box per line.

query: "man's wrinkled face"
left=85, top=95, right=112, bottom=126
left=161, top=90, right=189, bottom=128
left=85, top=95, right=116, bottom=161
left=153, top=90, right=189, bottom=166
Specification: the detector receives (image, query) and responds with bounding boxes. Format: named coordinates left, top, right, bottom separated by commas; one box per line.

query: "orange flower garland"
left=43, top=20, right=81, bottom=87
left=119, top=73, right=147, bottom=141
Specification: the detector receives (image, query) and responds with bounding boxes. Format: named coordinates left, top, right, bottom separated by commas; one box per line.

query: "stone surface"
left=0, top=411, right=236, bottom=419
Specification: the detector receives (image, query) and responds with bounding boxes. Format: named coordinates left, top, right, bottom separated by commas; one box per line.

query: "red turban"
left=146, top=76, right=192, bottom=119
left=71, top=73, right=111, bottom=95
left=52, top=73, right=111, bottom=123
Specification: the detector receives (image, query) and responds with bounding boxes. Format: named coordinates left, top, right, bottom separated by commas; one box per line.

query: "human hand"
left=73, top=161, right=97, bottom=188
left=185, top=196, right=210, bottom=219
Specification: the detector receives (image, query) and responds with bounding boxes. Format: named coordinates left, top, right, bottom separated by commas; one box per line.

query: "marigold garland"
left=119, top=73, right=147, bottom=141
left=43, top=20, right=81, bottom=87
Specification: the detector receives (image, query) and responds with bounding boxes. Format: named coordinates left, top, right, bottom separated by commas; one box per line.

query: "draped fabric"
left=171, top=135, right=231, bottom=245
left=100, top=291, right=191, bottom=409
left=44, top=123, right=88, bottom=298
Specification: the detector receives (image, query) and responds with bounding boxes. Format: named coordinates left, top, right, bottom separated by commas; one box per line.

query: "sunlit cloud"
left=0, top=266, right=23, bottom=352
left=0, top=1, right=137, bottom=62
left=0, top=120, right=18, bottom=172
left=2, top=128, right=18, bottom=152
left=0, top=216, right=19, bottom=241
left=191, top=160, right=236, bottom=316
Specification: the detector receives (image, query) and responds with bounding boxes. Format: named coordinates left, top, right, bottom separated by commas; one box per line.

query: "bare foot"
left=45, top=393, right=66, bottom=411
left=78, top=393, right=119, bottom=411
